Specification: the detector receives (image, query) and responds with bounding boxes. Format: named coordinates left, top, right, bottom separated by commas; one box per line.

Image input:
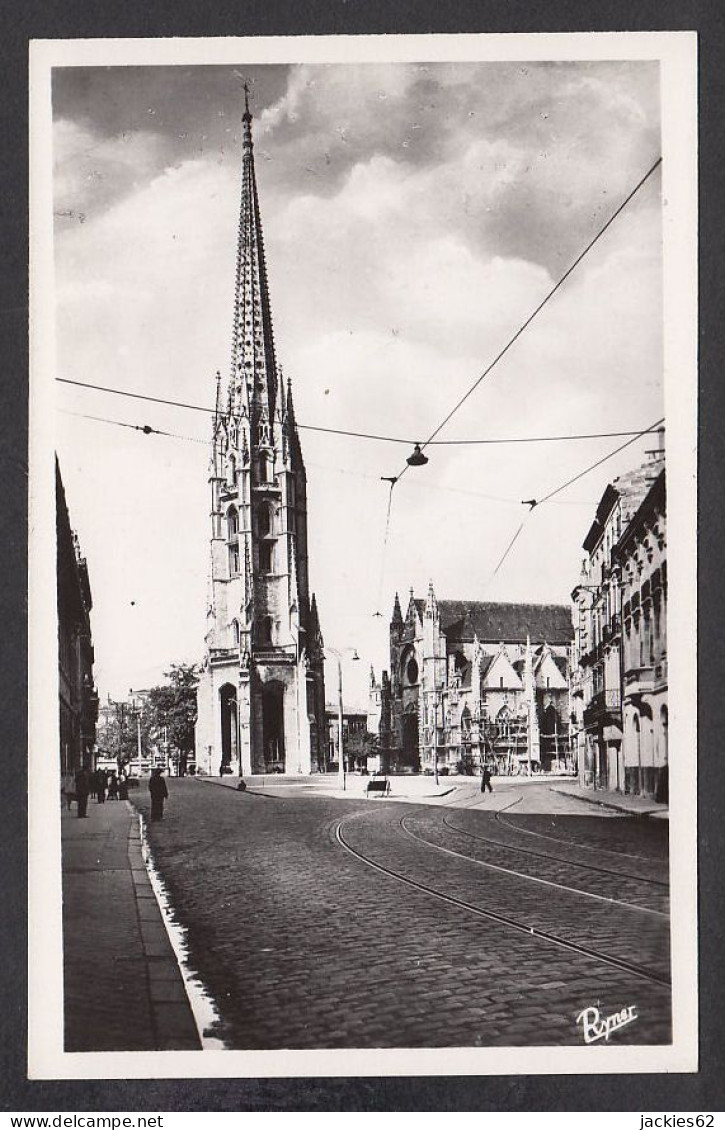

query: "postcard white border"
left=28, top=30, right=698, bottom=1080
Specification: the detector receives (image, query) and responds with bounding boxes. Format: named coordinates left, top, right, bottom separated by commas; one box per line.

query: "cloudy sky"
left=52, top=59, right=663, bottom=707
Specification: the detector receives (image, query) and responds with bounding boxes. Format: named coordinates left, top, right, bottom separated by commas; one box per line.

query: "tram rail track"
left=335, top=817, right=671, bottom=989
left=441, top=812, right=669, bottom=890
left=494, top=794, right=667, bottom=867
left=400, top=816, right=668, bottom=919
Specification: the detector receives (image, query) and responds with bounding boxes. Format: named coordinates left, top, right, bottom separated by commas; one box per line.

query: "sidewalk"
left=61, top=797, right=201, bottom=1051
left=550, top=781, right=669, bottom=820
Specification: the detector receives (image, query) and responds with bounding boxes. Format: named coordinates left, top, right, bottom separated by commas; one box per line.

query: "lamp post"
left=325, top=647, right=360, bottom=792
left=129, top=689, right=142, bottom=775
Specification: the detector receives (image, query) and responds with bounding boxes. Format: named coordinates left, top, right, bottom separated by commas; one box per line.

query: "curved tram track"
left=335, top=811, right=671, bottom=991
left=493, top=793, right=667, bottom=867
left=441, top=811, right=669, bottom=892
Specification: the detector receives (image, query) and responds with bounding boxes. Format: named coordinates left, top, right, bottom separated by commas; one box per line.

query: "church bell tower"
left=195, top=88, right=326, bottom=776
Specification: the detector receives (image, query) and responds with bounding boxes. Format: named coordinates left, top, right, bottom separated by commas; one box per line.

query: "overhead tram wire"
left=371, top=155, right=662, bottom=615
left=55, top=379, right=656, bottom=448
left=59, top=159, right=662, bottom=622
left=486, top=417, right=665, bottom=583
left=374, top=479, right=397, bottom=617
left=389, top=155, right=662, bottom=487
left=56, top=408, right=634, bottom=512
left=58, top=409, right=208, bottom=444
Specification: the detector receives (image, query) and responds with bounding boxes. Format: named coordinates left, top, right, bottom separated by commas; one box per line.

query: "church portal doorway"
left=402, top=707, right=420, bottom=772
left=219, top=683, right=238, bottom=775
left=263, top=682, right=286, bottom=773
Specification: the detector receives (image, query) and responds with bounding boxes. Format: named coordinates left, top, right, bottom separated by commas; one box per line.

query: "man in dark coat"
left=480, top=765, right=493, bottom=794
left=149, top=768, right=168, bottom=821
left=74, top=765, right=91, bottom=818
left=96, top=768, right=107, bottom=803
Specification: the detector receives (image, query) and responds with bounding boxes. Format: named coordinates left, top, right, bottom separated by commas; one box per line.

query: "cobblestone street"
left=130, top=778, right=671, bottom=1050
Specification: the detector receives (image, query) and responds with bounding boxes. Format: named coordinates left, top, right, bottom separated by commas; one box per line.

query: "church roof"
left=414, top=599, right=572, bottom=644
left=458, top=652, right=495, bottom=688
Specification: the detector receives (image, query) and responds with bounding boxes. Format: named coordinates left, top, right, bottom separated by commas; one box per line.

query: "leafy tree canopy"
left=96, top=663, right=199, bottom=773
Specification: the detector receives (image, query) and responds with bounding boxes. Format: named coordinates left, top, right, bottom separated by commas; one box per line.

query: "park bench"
left=366, top=777, right=390, bottom=798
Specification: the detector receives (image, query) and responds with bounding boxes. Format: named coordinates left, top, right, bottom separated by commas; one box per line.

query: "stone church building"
left=195, top=93, right=326, bottom=776
left=373, top=584, right=573, bottom=775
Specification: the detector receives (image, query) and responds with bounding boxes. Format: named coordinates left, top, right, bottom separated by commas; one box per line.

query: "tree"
left=345, top=728, right=378, bottom=771
left=141, top=663, right=199, bottom=775
left=96, top=701, right=147, bottom=766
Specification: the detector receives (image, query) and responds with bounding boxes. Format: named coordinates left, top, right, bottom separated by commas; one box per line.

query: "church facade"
left=373, top=585, right=573, bottom=775
left=195, top=93, right=326, bottom=777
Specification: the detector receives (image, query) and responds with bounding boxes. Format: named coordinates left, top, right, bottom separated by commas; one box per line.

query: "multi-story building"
left=617, top=465, right=667, bottom=799
left=57, top=459, right=98, bottom=777
left=571, top=432, right=666, bottom=797
left=195, top=91, right=326, bottom=776
left=373, top=584, right=573, bottom=774
left=324, top=704, right=369, bottom=773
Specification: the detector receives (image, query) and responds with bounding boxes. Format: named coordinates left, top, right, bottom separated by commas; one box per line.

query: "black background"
left=2, top=0, right=722, bottom=1113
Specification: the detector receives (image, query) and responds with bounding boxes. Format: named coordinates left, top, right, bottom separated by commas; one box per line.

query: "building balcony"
left=623, top=666, right=655, bottom=696
left=583, top=688, right=622, bottom=727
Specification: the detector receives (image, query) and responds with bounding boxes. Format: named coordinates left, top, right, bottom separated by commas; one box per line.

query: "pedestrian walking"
left=96, top=768, right=107, bottom=804
left=149, top=767, right=168, bottom=821
left=61, top=773, right=75, bottom=811
left=107, top=771, right=119, bottom=800
left=480, top=765, right=493, bottom=794
left=118, top=773, right=129, bottom=801
left=74, top=765, right=91, bottom=818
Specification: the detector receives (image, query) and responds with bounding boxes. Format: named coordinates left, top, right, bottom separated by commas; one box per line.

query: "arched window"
left=400, top=646, right=418, bottom=686
left=258, top=616, right=273, bottom=647
left=227, top=453, right=236, bottom=486
left=257, top=504, right=272, bottom=538
left=227, top=506, right=239, bottom=576
left=260, top=542, right=273, bottom=573
left=542, top=703, right=558, bottom=735
left=231, top=619, right=240, bottom=646
left=660, top=705, right=668, bottom=764
left=259, top=452, right=272, bottom=484
left=496, top=705, right=511, bottom=738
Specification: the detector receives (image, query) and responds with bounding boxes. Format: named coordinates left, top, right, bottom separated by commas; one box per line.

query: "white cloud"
left=52, top=61, right=663, bottom=697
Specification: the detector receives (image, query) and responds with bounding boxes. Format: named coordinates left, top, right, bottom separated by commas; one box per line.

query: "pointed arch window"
left=227, top=453, right=237, bottom=487
left=496, top=705, right=511, bottom=739
left=258, top=616, right=273, bottom=647
left=227, top=506, right=240, bottom=577
left=259, top=452, right=273, bottom=483
left=231, top=619, right=240, bottom=647
left=257, top=503, right=273, bottom=538
left=260, top=542, right=274, bottom=573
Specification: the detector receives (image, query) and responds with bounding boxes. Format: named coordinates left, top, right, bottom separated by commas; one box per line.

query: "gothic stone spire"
left=229, top=92, right=278, bottom=434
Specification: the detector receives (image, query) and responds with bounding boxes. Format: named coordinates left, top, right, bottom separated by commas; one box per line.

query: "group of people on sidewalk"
left=64, top=766, right=128, bottom=817
left=63, top=765, right=168, bottom=820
